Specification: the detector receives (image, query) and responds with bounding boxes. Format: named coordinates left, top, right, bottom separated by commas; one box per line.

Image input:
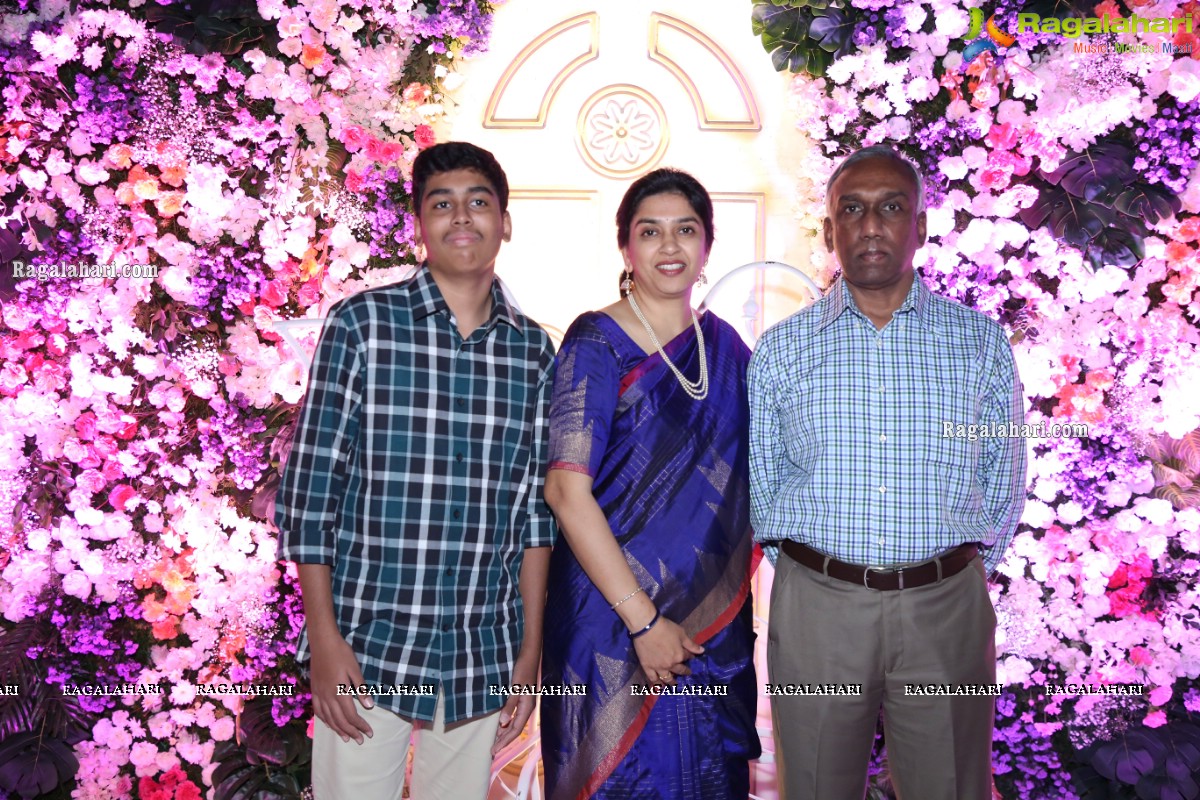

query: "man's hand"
left=309, top=627, right=374, bottom=744
left=491, top=651, right=539, bottom=756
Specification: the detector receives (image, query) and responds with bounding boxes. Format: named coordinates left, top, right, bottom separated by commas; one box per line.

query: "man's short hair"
left=825, top=146, right=927, bottom=213
left=412, top=142, right=510, bottom=215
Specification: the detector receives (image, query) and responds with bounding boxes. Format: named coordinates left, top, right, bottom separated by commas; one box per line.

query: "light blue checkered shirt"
left=748, top=276, right=1026, bottom=574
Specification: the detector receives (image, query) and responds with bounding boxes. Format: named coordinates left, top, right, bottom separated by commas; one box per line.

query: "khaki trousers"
left=312, top=692, right=501, bottom=800
left=767, top=550, right=996, bottom=800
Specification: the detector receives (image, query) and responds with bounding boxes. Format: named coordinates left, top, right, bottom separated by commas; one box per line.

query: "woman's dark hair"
left=615, top=168, right=714, bottom=251
left=412, top=141, right=509, bottom=215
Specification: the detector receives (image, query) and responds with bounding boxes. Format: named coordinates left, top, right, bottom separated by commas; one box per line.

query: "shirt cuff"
left=522, top=515, right=558, bottom=549
left=277, top=531, right=337, bottom=565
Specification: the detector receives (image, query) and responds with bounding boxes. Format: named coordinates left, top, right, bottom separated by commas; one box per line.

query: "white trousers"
left=312, top=692, right=501, bottom=800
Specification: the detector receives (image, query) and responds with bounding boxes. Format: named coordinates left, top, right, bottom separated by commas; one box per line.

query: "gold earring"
left=620, top=269, right=634, bottom=295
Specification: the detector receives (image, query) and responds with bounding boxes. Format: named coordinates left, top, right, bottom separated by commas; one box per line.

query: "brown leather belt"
left=780, top=540, right=979, bottom=591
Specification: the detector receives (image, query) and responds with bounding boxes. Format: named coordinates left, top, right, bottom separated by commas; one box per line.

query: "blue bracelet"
left=628, top=609, right=661, bottom=639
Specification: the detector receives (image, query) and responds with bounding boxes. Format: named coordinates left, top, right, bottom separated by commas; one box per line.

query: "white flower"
left=826, top=56, right=859, bottom=86
left=1167, top=59, right=1200, bottom=104
left=935, top=6, right=969, bottom=38
left=902, top=5, right=927, bottom=32
left=861, top=94, right=892, bottom=119
left=938, top=156, right=968, bottom=181
left=62, top=570, right=92, bottom=600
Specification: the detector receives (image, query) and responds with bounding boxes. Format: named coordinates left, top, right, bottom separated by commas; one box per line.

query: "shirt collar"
left=815, top=274, right=933, bottom=332
left=409, top=264, right=523, bottom=335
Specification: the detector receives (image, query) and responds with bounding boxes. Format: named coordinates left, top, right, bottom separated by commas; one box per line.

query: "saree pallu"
left=541, top=311, right=761, bottom=800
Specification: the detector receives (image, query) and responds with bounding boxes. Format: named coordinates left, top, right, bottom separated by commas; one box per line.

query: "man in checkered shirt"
left=749, top=146, right=1027, bottom=800
left=276, top=142, right=556, bottom=800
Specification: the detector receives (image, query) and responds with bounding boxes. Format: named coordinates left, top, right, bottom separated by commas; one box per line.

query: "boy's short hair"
left=412, top=142, right=510, bottom=216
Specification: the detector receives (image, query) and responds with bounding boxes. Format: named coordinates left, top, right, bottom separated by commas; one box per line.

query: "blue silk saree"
left=541, top=310, right=761, bottom=800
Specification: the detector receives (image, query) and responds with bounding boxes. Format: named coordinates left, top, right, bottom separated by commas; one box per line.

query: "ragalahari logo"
left=962, top=8, right=1017, bottom=65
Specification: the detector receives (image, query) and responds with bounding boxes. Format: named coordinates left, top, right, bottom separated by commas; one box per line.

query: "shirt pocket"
left=779, top=370, right=825, bottom=485
left=922, top=374, right=985, bottom=524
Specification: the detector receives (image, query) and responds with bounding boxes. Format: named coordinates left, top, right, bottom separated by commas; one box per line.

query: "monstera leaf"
left=809, top=7, right=860, bottom=59
left=1043, top=141, right=1184, bottom=225
left=1019, top=183, right=1145, bottom=269
left=751, top=2, right=845, bottom=75
left=1113, top=182, right=1182, bottom=226
left=0, top=732, right=78, bottom=799
left=1042, top=142, right=1137, bottom=205
left=1086, top=722, right=1200, bottom=799
left=211, top=698, right=310, bottom=800
left=143, top=0, right=278, bottom=56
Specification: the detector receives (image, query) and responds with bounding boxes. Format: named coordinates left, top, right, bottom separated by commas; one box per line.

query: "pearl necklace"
left=627, top=292, right=708, bottom=400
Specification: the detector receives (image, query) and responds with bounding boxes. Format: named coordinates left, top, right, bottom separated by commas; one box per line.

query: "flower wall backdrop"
left=0, top=0, right=495, bottom=796
left=754, top=0, right=1200, bottom=795
left=1, top=0, right=1199, bottom=794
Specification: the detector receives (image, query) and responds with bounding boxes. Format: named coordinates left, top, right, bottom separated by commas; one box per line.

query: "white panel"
left=494, top=192, right=609, bottom=341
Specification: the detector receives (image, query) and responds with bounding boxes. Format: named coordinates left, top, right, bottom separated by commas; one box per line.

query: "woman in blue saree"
left=541, top=169, right=761, bottom=800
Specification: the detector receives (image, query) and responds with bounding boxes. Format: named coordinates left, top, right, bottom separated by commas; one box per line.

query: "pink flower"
left=108, top=484, right=137, bottom=511
left=0, top=363, right=28, bottom=395
left=345, top=170, right=363, bottom=192
left=365, top=136, right=386, bottom=162
left=414, top=124, right=436, bottom=150
left=342, top=125, right=368, bottom=152
left=76, top=469, right=108, bottom=495
left=32, top=360, right=66, bottom=392
left=977, top=166, right=1012, bottom=192
left=102, top=459, right=123, bottom=482
left=63, top=438, right=90, bottom=464
left=75, top=411, right=98, bottom=441
left=1130, top=647, right=1154, bottom=666
left=92, top=435, right=118, bottom=458
left=378, top=141, right=404, bottom=162
left=985, top=122, right=1020, bottom=151
left=1143, top=710, right=1168, bottom=728
left=298, top=279, right=322, bottom=307
left=46, top=332, right=68, bottom=356
left=260, top=279, right=289, bottom=308
left=1148, top=685, right=1172, bottom=706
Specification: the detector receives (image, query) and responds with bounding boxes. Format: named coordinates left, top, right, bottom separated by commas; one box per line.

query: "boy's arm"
left=275, top=304, right=370, bottom=741
left=298, top=564, right=374, bottom=744
left=494, top=348, right=555, bottom=754
left=493, top=546, right=549, bottom=754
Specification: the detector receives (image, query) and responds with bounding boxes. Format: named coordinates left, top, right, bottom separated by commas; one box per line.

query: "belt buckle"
left=863, top=565, right=899, bottom=590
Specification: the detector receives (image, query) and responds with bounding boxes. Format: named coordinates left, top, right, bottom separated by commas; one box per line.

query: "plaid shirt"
left=275, top=266, right=557, bottom=723
left=748, top=277, right=1026, bottom=574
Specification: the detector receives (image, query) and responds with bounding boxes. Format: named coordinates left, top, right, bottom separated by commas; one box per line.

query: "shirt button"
left=456, top=452, right=464, bottom=462
left=879, top=485, right=887, bottom=493
left=452, top=509, right=461, bottom=519
left=879, top=385, right=886, bottom=393
left=879, top=434, right=887, bottom=443
left=456, top=398, right=465, bottom=408
left=876, top=338, right=883, bottom=348
left=442, top=622, right=451, bottom=631
left=878, top=537, right=885, bottom=545
left=445, top=568, right=454, bottom=577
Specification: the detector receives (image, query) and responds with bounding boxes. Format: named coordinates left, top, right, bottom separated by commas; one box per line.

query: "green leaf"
left=751, top=2, right=842, bottom=75
left=809, top=7, right=859, bottom=56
